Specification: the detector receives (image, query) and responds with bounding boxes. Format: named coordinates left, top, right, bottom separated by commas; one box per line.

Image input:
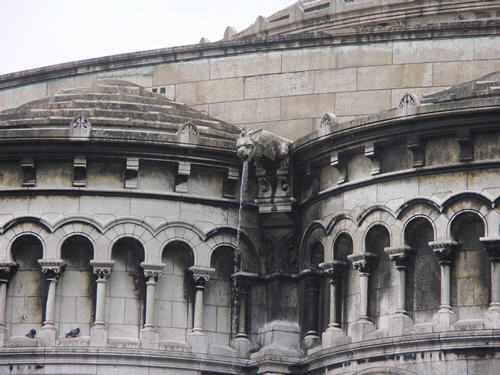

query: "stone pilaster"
left=480, top=237, right=500, bottom=328
left=430, top=241, right=458, bottom=330
left=0, top=261, right=17, bottom=346
left=90, top=260, right=113, bottom=347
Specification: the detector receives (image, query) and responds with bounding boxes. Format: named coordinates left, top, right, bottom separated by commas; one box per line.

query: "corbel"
left=175, top=161, right=191, bottom=193
left=21, top=158, right=36, bottom=187
left=73, top=156, right=87, bottom=187
left=364, top=143, right=381, bottom=175
left=407, top=135, right=425, bottom=168
left=125, top=157, right=139, bottom=189
left=456, top=128, right=474, bottom=162
left=223, top=167, right=240, bottom=199
left=330, top=151, right=347, bottom=184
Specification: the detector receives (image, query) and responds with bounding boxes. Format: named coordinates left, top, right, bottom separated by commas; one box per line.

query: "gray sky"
left=0, top=0, right=294, bottom=75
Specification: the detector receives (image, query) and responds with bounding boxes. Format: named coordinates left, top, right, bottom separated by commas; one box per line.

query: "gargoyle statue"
left=236, top=128, right=292, bottom=165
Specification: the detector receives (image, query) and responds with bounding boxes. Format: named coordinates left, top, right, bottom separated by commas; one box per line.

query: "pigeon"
left=65, top=328, right=80, bottom=338
left=25, top=329, right=36, bottom=338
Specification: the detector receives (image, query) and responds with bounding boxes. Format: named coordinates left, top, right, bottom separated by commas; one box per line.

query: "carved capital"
left=348, top=253, right=377, bottom=274
left=385, top=246, right=414, bottom=269
left=141, top=262, right=165, bottom=282
left=0, top=261, right=17, bottom=282
left=189, top=266, right=215, bottom=288
left=90, top=260, right=114, bottom=281
left=480, top=237, right=500, bottom=262
left=320, top=261, right=347, bottom=283
left=39, top=259, right=65, bottom=280
left=429, top=241, right=459, bottom=265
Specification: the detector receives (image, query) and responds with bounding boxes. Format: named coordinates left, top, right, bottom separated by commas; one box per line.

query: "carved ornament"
left=348, top=253, right=377, bottom=274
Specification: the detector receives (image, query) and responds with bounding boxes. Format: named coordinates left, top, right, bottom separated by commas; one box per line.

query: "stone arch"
left=104, top=221, right=153, bottom=262
left=299, top=222, right=327, bottom=269
left=401, top=213, right=437, bottom=244
left=356, top=207, right=399, bottom=249
left=6, top=234, right=46, bottom=338
left=404, top=216, right=439, bottom=323
left=446, top=208, right=488, bottom=240
left=2, top=219, right=49, bottom=260
left=365, top=224, right=393, bottom=328
left=57, top=235, right=95, bottom=338
left=327, top=214, right=357, bottom=260
left=154, top=221, right=207, bottom=267
left=107, top=236, right=146, bottom=340
left=441, top=191, right=493, bottom=213
left=157, top=240, right=195, bottom=343
left=206, top=226, right=259, bottom=273
left=449, top=210, right=490, bottom=318
left=396, top=197, right=441, bottom=220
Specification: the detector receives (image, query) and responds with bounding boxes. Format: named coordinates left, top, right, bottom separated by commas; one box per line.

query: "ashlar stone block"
left=210, top=52, right=281, bottom=79
left=393, top=38, right=473, bottom=64
left=176, top=78, right=244, bottom=105
left=357, top=63, right=432, bottom=90
left=154, top=60, right=210, bottom=86
left=244, top=71, right=315, bottom=99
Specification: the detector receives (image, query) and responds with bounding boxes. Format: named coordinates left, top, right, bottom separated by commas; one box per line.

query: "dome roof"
left=0, top=80, right=240, bottom=148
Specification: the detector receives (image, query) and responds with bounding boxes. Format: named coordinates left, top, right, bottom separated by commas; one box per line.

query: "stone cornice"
left=0, top=18, right=498, bottom=90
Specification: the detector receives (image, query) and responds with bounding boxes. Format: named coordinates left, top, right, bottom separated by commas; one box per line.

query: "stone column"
left=236, top=283, right=250, bottom=340
left=348, top=253, right=377, bottom=341
left=0, top=261, right=16, bottom=346
left=89, top=260, right=113, bottom=346
left=139, top=263, right=164, bottom=349
left=38, top=259, right=64, bottom=345
left=187, top=266, right=215, bottom=354
left=385, top=246, right=413, bottom=314
left=430, top=241, right=458, bottom=330
left=480, top=237, right=500, bottom=328
left=90, top=261, right=113, bottom=326
left=141, top=263, right=164, bottom=330
left=320, top=261, right=347, bottom=347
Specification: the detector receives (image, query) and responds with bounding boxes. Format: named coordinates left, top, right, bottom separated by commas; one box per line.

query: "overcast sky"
left=0, top=0, right=294, bottom=75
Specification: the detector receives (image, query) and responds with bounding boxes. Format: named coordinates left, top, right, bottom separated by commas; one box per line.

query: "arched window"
left=57, top=235, right=94, bottom=338
left=450, top=212, right=489, bottom=318
left=7, top=235, right=44, bottom=339
left=404, top=218, right=439, bottom=323
left=157, top=241, right=194, bottom=343
left=107, top=238, right=145, bottom=340
left=365, top=225, right=392, bottom=328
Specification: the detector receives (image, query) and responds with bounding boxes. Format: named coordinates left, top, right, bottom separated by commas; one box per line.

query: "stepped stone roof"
left=0, top=80, right=240, bottom=148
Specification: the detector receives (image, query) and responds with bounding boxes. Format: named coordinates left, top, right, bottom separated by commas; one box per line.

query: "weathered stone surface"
left=176, top=78, right=244, bottom=104
left=245, top=72, right=315, bottom=99
left=154, top=60, right=209, bottom=85
left=210, top=52, right=281, bottom=79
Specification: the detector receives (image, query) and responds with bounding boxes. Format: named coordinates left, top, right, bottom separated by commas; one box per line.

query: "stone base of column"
left=350, top=319, right=375, bottom=342
left=188, top=331, right=209, bottom=353
left=140, top=328, right=159, bottom=349
left=233, top=336, right=252, bottom=358
left=433, top=307, right=456, bottom=331
left=322, top=326, right=350, bottom=348
left=303, top=332, right=320, bottom=350
left=253, top=320, right=301, bottom=358
left=388, top=312, right=412, bottom=336
left=38, top=325, right=57, bottom=346
left=0, top=323, right=5, bottom=347
left=484, top=304, right=500, bottom=329
left=90, top=324, right=108, bottom=347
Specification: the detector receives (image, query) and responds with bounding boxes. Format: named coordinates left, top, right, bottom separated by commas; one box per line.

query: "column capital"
left=320, top=260, right=347, bottom=282
left=38, top=259, right=64, bottom=279
left=348, top=252, right=377, bottom=274
left=141, top=262, right=165, bottom=282
left=189, top=266, right=215, bottom=287
left=90, top=260, right=114, bottom=280
left=429, top=241, right=459, bottom=265
left=385, top=246, right=414, bottom=269
left=480, top=237, right=500, bottom=262
left=0, top=261, right=17, bottom=282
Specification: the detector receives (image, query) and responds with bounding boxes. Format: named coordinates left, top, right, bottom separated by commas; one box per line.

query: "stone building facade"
left=0, top=1, right=499, bottom=374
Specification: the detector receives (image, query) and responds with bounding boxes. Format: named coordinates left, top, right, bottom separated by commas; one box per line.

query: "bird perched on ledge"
left=65, top=328, right=80, bottom=338
left=25, top=329, right=36, bottom=338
